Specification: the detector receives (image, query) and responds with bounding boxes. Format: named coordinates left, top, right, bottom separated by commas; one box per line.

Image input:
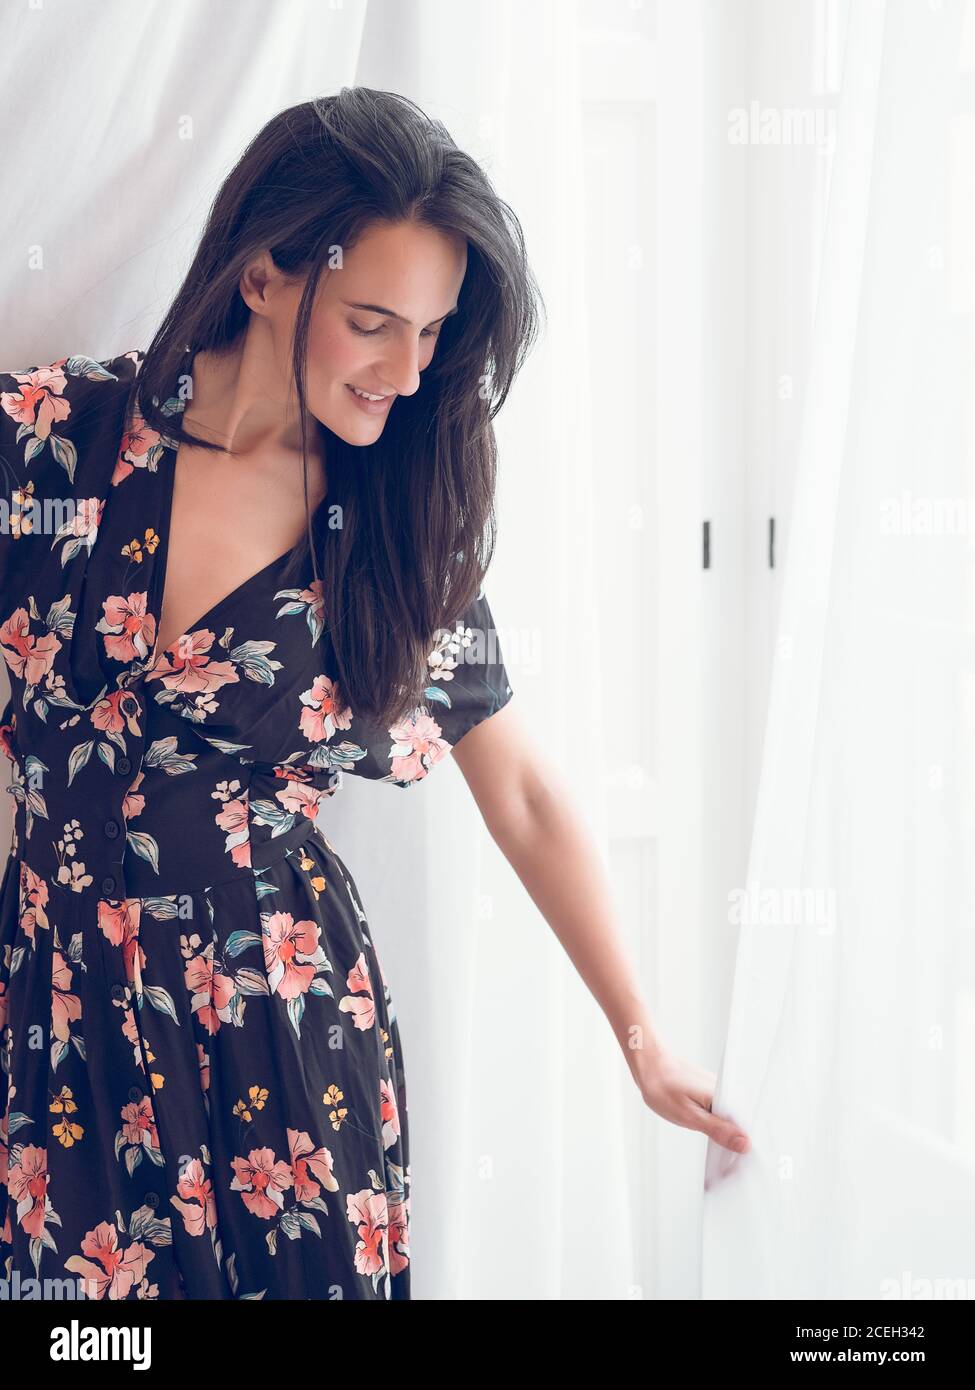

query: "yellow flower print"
left=50, top=1086, right=78, bottom=1114
left=50, top=1087, right=84, bottom=1147
left=121, top=527, right=160, bottom=565
left=297, top=850, right=327, bottom=899
left=233, top=1084, right=269, bottom=1123
left=10, top=481, right=36, bottom=538
left=323, top=1083, right=347, bottom=1130
left=139, top=1039, right=164, bottom=1093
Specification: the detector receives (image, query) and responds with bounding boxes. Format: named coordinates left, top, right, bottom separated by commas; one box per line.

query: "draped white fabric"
left=703, top=0, right=975, bottom=1298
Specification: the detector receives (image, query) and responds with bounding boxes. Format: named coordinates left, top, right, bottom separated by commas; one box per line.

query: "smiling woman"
left=0, top=339, right=518, bottom=1303
left=0, top=83, right=748, bottom=1309
left=134, top=89, right=542, bottom=733
left=0, top=86, right=538, bottom=1304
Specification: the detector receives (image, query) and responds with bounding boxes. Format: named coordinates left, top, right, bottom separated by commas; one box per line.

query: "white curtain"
left=704, top=0, right=975, bottom=1298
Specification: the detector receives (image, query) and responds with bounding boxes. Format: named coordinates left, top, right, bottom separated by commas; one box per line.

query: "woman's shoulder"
left=0, top=347, right=145, bottom=491
left=0, top=349, right=147, bottom=591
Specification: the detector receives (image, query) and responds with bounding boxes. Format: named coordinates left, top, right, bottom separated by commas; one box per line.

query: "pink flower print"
left=67, top=496, right=103, bottom=549
left=121, top=771, right=145, bottom=823
left=0, top=608, right=63, bottom=686
left=7, top=1143, right=50, bottom=1239
left=91, top=688, right=143, bottom=738
left=145, top=629, right=240, bottom=694
left=0, top=361, right=70, bottom=440
left=272, top=764, right=315, bottom=783
left=64, top=1221, right=156, bottom=1300
left=214, top=793, right=251, bottom=869
left=97, top=898, right=144, bottom=989
left=287, top=1127, right=340, bottom=1200
left=121, top=1005, right=141, bottom=1051
left=379, top=1077, right=400, bottom=1151
left=346, top=1188, right=389, bottom=1278
left=298, top=673, right=353, bottom=743
left=274, top=777, right=325, bottom=821
left=111, top=409, right=163, bottom=485
left=338, top=952, right=376, bottom=1031
left=388, top=709, right=451, bottom=782
left=183, top=948, right=235, bottom=1035
left=50, top=495, right=103, bottom=559
left=230, top=1147, right=295, bottom=1219
left=0, top=719, right=16, bottom=764
left=170, top=1158, right=218, bottom=1237
left=120, top=1095, right=159, bottom=1149
left=262, top=912, right=321, bottom=1000
left=18, top=862, right=50, bottom=943
left=387, top=1192, right=410, bottom=1276
left=51, top=950, right=82, bottom=1043
left=96, top=591, right=157, bottom=664
left=0, top=981, right=7, bottom=1032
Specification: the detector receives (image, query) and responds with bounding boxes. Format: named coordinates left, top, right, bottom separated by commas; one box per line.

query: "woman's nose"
left=377, top=339, right=422, bottom=397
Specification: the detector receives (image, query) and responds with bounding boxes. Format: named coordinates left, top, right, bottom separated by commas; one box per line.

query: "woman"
left=0, top=88, right=749, bottom=1302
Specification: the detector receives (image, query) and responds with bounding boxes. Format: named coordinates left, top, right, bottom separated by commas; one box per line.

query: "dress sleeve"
left=0, top=351, right=140, bottom=599
left=344, top=587, right=515, bottom=788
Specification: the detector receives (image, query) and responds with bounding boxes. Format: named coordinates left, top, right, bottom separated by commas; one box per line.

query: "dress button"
left=104, top=818, right=121, bottom=839
left=110, top=984, right=127, bottom=1002
left=144, top=1191, right=160, bottom=1209
left=128, top=1085, right=143, bottom=1102
left=116, top=756, right=132, bottom=776
left=100, top=875, right=117, bottom=895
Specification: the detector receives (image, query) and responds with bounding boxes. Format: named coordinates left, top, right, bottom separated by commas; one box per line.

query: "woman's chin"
left=335, top=423, right=384, bottom=447
left=327, top=411, right=388, bottom=446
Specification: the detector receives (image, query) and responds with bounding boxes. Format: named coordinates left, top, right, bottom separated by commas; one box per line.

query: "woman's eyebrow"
left=341, top=300, right=459, bottom=326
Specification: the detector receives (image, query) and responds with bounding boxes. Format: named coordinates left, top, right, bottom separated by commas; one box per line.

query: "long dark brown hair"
left=133, top=87, right=542, bottom=728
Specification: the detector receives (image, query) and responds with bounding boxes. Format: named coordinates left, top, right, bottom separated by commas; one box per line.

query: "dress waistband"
left=119, top=814, right=324, bottom=898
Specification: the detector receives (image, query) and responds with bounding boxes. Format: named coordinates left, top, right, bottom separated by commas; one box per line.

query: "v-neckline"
left=147, top=347, right=318, bottom=664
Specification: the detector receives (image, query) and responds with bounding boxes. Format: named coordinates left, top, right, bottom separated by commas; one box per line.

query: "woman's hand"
left=452, top=728, right=752, bottom=1159
left=627, top=1042, right=751, bottom=1154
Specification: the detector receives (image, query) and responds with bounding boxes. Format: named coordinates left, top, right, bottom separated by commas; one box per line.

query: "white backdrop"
left=705, top=0, right=975, bottom=1298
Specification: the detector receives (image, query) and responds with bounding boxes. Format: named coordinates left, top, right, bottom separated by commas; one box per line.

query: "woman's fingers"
left=686, top=1078, right=750, bottom=1151
left=640, top=1048, right=750, bottom=1153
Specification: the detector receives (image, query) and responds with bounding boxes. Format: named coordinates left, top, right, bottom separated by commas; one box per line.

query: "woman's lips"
left=346, top=384, right=394, bottom=415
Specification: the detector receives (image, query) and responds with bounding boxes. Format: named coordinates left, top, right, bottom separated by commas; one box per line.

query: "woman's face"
left=254, top=218, right=468, bottom=447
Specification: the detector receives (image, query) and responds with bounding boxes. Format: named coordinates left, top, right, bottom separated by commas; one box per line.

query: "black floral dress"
left=0, top=349, right=513, bottom=1300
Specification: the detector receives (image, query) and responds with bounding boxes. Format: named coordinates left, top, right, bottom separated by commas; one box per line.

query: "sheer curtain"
left=704, top=0, right=975, bottom=1298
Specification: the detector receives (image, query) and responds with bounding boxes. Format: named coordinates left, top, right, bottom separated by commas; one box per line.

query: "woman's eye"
left=349, top=321, right=441, bottom=340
